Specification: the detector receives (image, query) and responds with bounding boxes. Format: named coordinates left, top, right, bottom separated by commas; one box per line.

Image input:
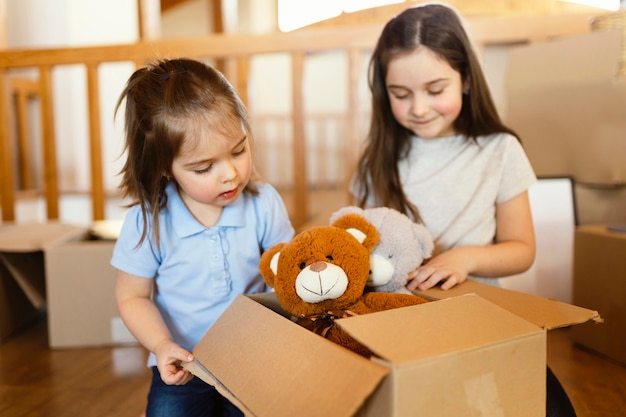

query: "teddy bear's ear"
left=331, top=213, right=379, bottom=251
left=328, top=205, right=363, bottom=225
left=269, top=251, right=280, bottom=275
left=259, top=243, right=286, bottom=287
left=412, top=223, right=434, bottom=259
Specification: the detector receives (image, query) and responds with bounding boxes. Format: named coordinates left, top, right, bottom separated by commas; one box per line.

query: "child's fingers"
left=406, top=266, right=435, bottom=290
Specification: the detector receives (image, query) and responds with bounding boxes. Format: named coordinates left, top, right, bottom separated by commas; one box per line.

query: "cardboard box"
left=571, top=224, right=626, bottom=365
left=503, top=29, right=626, bottom=186
left=184, top=280, right=600, bottom=417
left=0, top=223, right=87, bottom=343
left=0, top=222, right=135, bottom=348
left=485, top=29, right=626, bottom=224
left=45, top=238, right=136, bottom=348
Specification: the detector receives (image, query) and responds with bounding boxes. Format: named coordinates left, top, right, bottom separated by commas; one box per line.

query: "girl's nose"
left=411, top=95, right=429, bottom=117
left=220, top=160, right=238, bottom=183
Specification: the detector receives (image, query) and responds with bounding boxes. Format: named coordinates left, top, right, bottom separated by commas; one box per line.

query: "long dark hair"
left=115, top=58, right=256, bottom=245
left=354, top=4, right=518, bottom=221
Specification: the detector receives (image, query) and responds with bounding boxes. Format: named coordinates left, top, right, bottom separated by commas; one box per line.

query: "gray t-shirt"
left=353, top=133, right=536, bottom=283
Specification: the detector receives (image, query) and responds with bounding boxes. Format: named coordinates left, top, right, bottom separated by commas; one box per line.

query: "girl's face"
left=385, top=47, right=464, bottom=138
left=171, top=115, right=252, bottom=226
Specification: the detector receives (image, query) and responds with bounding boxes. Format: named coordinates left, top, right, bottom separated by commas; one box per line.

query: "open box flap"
left=337, top=294, right=541, bottom=364
left=415, top=280, right=602, bottom=330
left=185, top=294, right=388, bottom=417
left=0, top=223, right=88, bottom=252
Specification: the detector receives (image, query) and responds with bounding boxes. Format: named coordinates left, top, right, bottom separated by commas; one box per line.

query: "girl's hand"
left=406, top=249, right=470, bottom=291
left=154, top=339, right=195, bottom=385
left=406, top=192, right=536, bottom=292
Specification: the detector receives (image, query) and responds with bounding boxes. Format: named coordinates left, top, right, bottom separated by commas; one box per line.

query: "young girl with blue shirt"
left=350, top=4, right=576, bottom=416
left=111, top=58, right=294, bottom=417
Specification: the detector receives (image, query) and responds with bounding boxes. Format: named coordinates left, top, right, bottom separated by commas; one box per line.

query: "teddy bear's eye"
left=299, top=262, right=306, bottom=270
left=388, top=254, right=393, bottom=259
left=326, top=255, right=334, bottom=262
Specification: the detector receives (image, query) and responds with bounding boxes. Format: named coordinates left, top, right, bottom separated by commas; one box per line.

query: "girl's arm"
left=407, top=191, right=536, bottom=290
left=115, top=269, right=194, bottom=385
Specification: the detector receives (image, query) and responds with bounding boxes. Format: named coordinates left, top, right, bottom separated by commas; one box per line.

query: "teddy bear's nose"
left=309, top=261, right=327, bottom=272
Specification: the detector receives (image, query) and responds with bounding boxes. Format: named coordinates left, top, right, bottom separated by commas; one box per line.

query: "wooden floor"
left=1, top=317, right=625, bottom=417
left=547, top=329, right=626, bottom=416
left=0, top=318, right=151, bottom=417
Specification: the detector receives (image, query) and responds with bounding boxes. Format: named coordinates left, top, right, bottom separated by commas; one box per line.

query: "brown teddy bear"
left=259, top=212, right=428, bottom=358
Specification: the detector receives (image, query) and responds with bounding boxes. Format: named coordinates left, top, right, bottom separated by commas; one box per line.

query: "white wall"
left=502, top=178, right=577, bottom=303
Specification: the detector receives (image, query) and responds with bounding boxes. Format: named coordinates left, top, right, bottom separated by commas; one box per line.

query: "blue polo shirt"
left=111, top=182, right=294, bottom=366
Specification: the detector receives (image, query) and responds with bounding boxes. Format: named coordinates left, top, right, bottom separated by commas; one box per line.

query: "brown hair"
left=354, top=4, right=518, bottom=221
left=115, top=58, right=257, bottom=245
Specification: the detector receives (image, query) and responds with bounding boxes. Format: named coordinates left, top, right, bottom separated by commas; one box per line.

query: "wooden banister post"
left=137, top=0, right=161, bottom=40
left=39, top=66, right=59, bottom=220
left=0, top=69, right=16, bottom=221
left=346, top=48, right=362, bottom=203
left=86, top=64, right=105, bottom=221
left=12, top=77, right=40, bottom=191
left=291, top=52, right=307, bottom=228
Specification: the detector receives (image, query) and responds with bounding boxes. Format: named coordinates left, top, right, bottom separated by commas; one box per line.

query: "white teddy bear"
left=330, top=206, right=434, bottom=294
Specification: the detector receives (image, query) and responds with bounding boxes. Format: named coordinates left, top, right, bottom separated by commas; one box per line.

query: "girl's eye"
left=233, top=147, right=247, bottom=157
left=194, top=165, right=212, bottom=174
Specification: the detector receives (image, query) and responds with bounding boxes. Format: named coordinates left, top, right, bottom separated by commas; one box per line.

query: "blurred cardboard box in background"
left=572, top=224, right=626, bottom=365
left=0, top=222, right=135, bottom=348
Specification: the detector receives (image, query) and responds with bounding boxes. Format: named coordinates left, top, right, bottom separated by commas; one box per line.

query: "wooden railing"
left=0, top=13, right=595, bottom=229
